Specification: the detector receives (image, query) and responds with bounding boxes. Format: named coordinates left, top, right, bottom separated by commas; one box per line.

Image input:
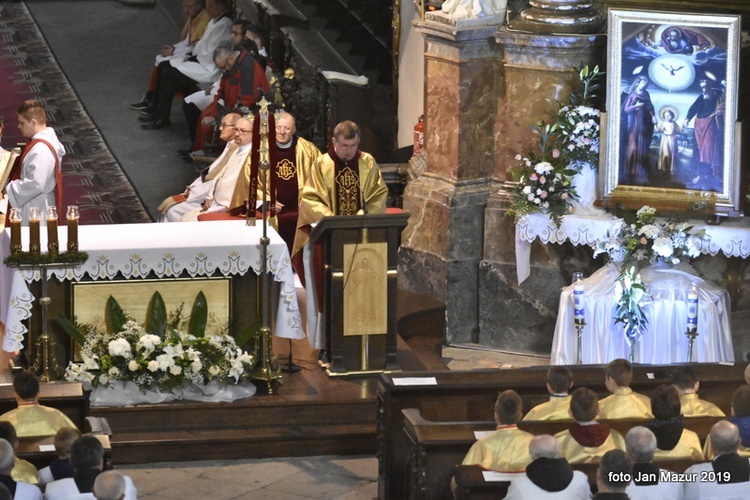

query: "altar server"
left=672, top=366, right=725, bottom=417
left=647, top=384, right=703, bottom=461
left=0, top=372, right=76, bottom=438
left=523, top=366, right=574, bottom=421
left=598, top=359, right=653, bottom=419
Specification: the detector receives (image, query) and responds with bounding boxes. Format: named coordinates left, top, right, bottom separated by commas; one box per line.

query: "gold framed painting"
left=602, top=9, right=741, bottom=215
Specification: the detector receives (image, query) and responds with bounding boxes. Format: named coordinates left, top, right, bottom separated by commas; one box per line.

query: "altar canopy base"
left=551, top=263, right=734, bottom=365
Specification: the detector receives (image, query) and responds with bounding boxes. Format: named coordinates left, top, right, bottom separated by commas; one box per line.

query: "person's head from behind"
left=528, top=434, right=561, bottom=461
left=710, top=420, right=740, bottom=456
left=93, top=470, right=126, bottom=500
left=332, top=121, right=361, bottom=162
left=604, top=358, right=633, bottom=392
left=650, top=384, right=681, bottom=420
left=569, top=387, right=598, bottom=423
left=625, top=426, right=657, bottom=463
left=13, top=370, right=40, bottom=402
left=547, top=366, right=573, bottom=395
left=671, top=366, right=698, bottom=394
left=494, top=390, right=523, bottom=426
left=17, top=100, right=46, bottom=139
left=71, top=435, right=104, bottom=472
left=0, top=439, right=14, bottom=475
left=55, top=427, right=82, bottom=459
left=732, top=385, right=750, bottom=418
left=275, top=112, right=296, bottom=145
left=597, top=449, right=632, bottom=493
left=218, top=112, right=241, bottom=143
left=744, top=363, right=750, bottom=387
left=244, top=24, right=267, bottom=52
left=0, top=423, right=18, bottom=448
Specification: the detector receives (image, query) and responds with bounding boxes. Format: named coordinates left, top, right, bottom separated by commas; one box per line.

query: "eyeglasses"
left=236, top=128, right=252, bottom=134
left=231, top=31, right=244, bottom=36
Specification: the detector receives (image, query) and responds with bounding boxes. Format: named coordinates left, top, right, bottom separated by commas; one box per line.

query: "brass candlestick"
left=31, top=265, right=61, bottom=381
left=686, top=327, right=699, bottom=363
left=575, top=319, right=585, bottom=365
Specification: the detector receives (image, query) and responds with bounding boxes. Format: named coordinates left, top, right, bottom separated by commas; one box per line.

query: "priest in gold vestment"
left=523, top=366, right=574, bottom=421
left=672, top=366, right=726, bottom=418
left=0, top=372, right=76, bottom=439
left=598, top=359, right=652, bottom=419
left=647, top=385, right=703, bottom=461
left=294, top=121, right=388, bottom=351
left=555, top=387, right=625, bottom=464
left=461, top=390, right=534, bottom=471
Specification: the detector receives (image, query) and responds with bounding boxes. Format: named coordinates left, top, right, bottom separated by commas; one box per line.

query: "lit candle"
left=687, top=284, right=698, bottom=331
left=66, top=205, right=79, bottom=252
left=46, top=206, right=59, bottom=257
left=9, top=208, right=22, bottom=256
left=28, top=207, right=41, bottom=255
left=573, top=272, right=584, bottom=324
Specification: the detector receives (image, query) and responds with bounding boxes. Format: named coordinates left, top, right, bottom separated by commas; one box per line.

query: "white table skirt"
left=516, top=213, right=750, bottom=284
left=0, top=221, right=304, bottom=351
left=550, top=263, right=734, bottom=365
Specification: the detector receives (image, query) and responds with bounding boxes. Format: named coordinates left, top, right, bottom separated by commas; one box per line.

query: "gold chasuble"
left=293, top=147, right=388, bottom=256
left=679, top=393, right=726, bottom=417
left=598, top=388, right=653, bottom=419
left=522, top=395, right=573, bottom=421
left=12, top=457, right=38, bottom=485
left=652, top=429, right=704, bottom=461
left=555, top=424, right=625, bottom=464
left=0, top=404, right=76, bottom=438
left=461, top=425, right=534, bottom=472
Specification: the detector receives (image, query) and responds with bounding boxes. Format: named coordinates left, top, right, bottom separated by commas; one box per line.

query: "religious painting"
left=342, top=242, right=388, bottom=336
left=602, top=10, right=741, bottom=215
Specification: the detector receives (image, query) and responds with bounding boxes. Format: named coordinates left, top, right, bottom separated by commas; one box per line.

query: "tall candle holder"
left=28, top=207, right=41, bottom=255
left=46, top=206, right=59, bottom=257
left=572, top=272, right=585, bottom=365
left=686, top=284, right=699, bottom=362
left=9, top=208, right=22, bottom=256
left=66, top=205, right=79, bottom=252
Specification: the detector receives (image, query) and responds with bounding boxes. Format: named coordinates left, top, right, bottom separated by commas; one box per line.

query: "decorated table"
left=0, top=221, right=304, bottom=352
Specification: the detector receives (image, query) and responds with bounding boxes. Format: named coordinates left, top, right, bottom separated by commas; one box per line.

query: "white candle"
left=573, top=278, right=585, bottom=323
left=687, top=285, right=698, bottom=331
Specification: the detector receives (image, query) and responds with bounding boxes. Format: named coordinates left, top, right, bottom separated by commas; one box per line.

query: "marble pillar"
left=479, top=30, right=606, bottom=353
left=400, top=17, right=502, bottom=344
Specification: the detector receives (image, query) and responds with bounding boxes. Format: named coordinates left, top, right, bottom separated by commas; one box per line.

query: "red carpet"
left=0, top=2, right=149, bottom=224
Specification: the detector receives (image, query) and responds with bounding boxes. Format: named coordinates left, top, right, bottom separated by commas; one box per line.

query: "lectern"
left=308, top=213, right=408, bottom=376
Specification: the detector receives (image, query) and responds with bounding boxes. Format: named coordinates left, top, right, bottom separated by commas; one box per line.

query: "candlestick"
left=28, top=207, right=41, bottom=255
left=572, top=272, right=584, bottom=324
left=687, top=284, right=698, bottom=331
left=46, top=206, right=59, bottom=257
left=66, top=205, right=79, bottom=252
left=9, top=208, right=22, bottom=256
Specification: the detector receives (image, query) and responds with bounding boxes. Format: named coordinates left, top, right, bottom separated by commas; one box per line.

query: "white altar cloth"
left=516, top=213, right=750, bottom=284
left=550, top=263, right=734, bottom=365
left=0, top=221, right=304, bottom=351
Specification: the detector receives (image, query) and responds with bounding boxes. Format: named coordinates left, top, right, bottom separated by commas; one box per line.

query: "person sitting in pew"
left=0, top=371, right=77, bottom=439
left=504, top=434, right=590, bottom=499
left=599, top=359, right=653, bottom=419
left=703, top=385, right=750, bottom=459
left=523, top=367, right=574, bottom=421
left=0, top=422, right=37, bottom=486
left=624, top=426, right=682, bottom=500
left=461, top=390, right=534, bottom=471
left=555, top=387, right=626, bottom=464
left=94, top=471, right=127, bottom=500
left=683, top=420, right=750, bottom=500
left=0, top=439, right=41, bottom=500
left=672, top=366, right=726, bottom=417
left=647, top=384, right=703, bottom=461
left=593, top=449, right=633, bottom=500
left=37, top=427, right=80, bottom=487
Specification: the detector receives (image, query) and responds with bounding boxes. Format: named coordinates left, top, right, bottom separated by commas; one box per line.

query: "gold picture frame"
left=602, top=9, right=741, bottom=215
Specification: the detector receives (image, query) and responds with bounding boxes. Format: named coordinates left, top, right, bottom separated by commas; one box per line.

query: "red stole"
left=8, top=138, right=62, bottom=208
left=328, top=146, right=362, bottom=215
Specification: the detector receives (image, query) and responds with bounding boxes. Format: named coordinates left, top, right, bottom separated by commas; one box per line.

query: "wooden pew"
left=377, top=363, right=746, bottom=500
left=402, top=407, right=720, bottom=500
left=0, top=382, right=87, bottom=430
left=18, top=433, right=112, bottom=470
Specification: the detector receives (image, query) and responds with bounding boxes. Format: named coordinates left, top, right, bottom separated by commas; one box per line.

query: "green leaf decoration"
left=105, top=296, right=127, bottom=335
left=54, top=315, right=86, bottom=346
left=145, top=291, right=167, bottom=339
left=235, top=320, right=262, bottom=350
left=188, top=291, right=208, bottom=338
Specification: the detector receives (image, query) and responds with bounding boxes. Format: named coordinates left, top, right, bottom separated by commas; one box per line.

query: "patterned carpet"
left=0, top=2, right=150, bottom=224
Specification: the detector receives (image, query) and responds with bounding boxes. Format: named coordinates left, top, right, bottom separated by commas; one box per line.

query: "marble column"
left=400, top=15, right=502, bottom=344
left=479, top=30, right=606, bottom=353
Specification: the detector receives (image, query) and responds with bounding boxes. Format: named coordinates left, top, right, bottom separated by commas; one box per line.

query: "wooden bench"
left=401, top=407, right=720, bottom=500
left=377, top=363, right=746, bottom=500
left=18, top=433, right=112, bottom=471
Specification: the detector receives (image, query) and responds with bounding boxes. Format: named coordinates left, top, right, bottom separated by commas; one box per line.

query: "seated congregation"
left=0, top=371, right=136, bottom=499
left=453, top=360, right=750, bottom=498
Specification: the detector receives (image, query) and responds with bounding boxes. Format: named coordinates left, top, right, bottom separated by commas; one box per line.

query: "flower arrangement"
left=594, top=205, right=704, bottom=272
left=66, top=321, right=255, bottom=392
left=556, top=65, right=603, bottom=168
left=507, top=123, right=578, bottom=225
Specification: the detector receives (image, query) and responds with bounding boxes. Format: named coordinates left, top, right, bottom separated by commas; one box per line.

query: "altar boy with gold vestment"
left=461, top=390, right=534, bottom=471
left=523, top=366, right=574, bottom=421
left=598, top=359, right=653, bottom=419
left=647, top=384, right=703, bottom=461
left=671, top=366, right=726, bottom=417
left=555, top=387, right=625, bottom=464
left=0, top=372, right=76, bottom=439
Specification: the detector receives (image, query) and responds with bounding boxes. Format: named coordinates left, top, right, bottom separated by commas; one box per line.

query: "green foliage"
left=145, top=291, right=167, bottom=339
left=105, top=296, right=127, bottom=335
left=235, top=320, right=262, bottom=350
left=613, top=266, right=650, bottom=344
left=54, top=315, right=87, bottom=346
left=3, top=250, right=88, bottom=268
left=188, top=291, right=208, bottom=338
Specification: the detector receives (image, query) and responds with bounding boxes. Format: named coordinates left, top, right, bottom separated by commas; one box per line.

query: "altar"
left=0, top=221, right=304, bottom=356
